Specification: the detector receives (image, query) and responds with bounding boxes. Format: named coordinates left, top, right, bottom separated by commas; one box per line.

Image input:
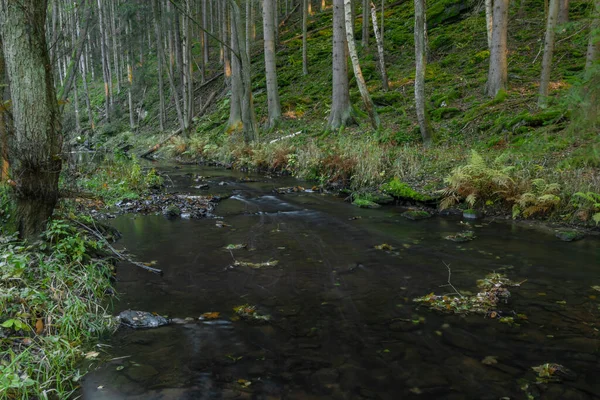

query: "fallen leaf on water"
left=97, top=386, right=104, bottom=390
left=85, top=351, right=100, bottom=360
left=592, top=286, right=600, bottom=292
left=201, top=312, right=220, bottom=320
left=116, top=366, right=124, bottom=371
left=482, top=356, right=498, bottom=365
left=374, top=243, right=395, bottom=251
left=237, top=379, right=252, bottom=387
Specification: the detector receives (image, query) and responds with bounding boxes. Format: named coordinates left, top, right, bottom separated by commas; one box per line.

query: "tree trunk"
left=557, top=0, right=569, bottom=23
left=485, top=0, right=493, bottom=49
left=586, top=0, right=600, bottom=71
left=327, top=0, right=353, bottom=130
left=153, top=0, right=166, bottom=132
left=485, top=0, right=509, bottom=97
left=303, top=0, right=309, bottom=75
left=0, top=0, right=62, bottom=239
left=97, top=0, right=112, bottom=121
left=370, top=2, right=388, bottom=91
left=231, top=0, right=259, bottom=142
left=228, top=3, right=243, bottom=131
left=263, top=0, right=282, bottom=127
left=344, top=0, right=379, bottom=129
left=0, top=36, right=8, bottom=182
left=539, top=0, right=559, bottom=108
left=362, top=0, right=369, bottom=47
left=414, top=0, right=432, bottom=146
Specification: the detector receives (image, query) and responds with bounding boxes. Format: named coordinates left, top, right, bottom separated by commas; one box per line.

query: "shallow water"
left=81, top=164, right=600, bottom=400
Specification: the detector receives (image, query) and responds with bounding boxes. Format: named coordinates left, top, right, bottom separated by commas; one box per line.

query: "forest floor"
left=82, top=0, right=600, bottom=229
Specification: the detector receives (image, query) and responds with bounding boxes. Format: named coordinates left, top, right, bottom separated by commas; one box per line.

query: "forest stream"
left=80, top=163, right=600, bottom=400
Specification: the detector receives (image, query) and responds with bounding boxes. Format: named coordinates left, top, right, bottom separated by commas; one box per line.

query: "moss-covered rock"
left=352, top=198, right=381, bottom=209
left=381, top=178, right=432, bottom=202
left=402, top=210, right=432, bottom=220
left=555, top=230, right=584, bottom=242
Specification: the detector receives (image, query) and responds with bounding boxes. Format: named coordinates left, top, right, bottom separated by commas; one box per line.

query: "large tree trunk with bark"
left=414, top=0, right=432, bottom=145
left=327, top=0, right=353, bottom=130
left=539, top=0, right=559, bottom=108
left=485, top=0, right=509, bottom=97
left=344, top=0, right=379, bottom=129
left=558, top=0, right=569, bottom=23
left=0, top=0, right=62, bottom=239
left=263, top=0, right=282, bottom=128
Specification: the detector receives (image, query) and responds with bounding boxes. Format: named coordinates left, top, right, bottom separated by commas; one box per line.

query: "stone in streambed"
left=118, top=310, right=169, bottom=329
left=555, top=229, right=584, bottom=242
left=401, top=210, right=432, bottom=220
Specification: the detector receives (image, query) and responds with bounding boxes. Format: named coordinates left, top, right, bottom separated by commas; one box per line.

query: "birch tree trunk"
left=414, top=0, right=432, bottom=146
left=344, top=0, right=379, bottom=129
left=0, top=0, right=63, bottom=239
left=539, top=0, right=559, bottom=108
left=370, top=1, right=388, bottom=91
left=327, top=0, right=353, bottom=130
left=263, top=0, right=282, bottom=128
left=485, top=0, right=509, bottom=97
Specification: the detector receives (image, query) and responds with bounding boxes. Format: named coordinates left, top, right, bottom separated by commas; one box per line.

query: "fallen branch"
left=279, top=3, right=301, bottom=27
left=70, top=218, right=163, bottom=275
left=269, top=130, right=302, bottom=144
left=139, top=90, right=218, bottom=159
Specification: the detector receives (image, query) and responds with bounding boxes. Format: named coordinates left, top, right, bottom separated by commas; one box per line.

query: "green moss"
left=381, top=178, right=432, bottom=202
left=401, top=210, right=432, bottom=220
left=352, top=198, right=381, bottom=209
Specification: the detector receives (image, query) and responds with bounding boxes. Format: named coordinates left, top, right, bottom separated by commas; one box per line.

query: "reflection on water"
left=82, top=164, right=600, bottom=400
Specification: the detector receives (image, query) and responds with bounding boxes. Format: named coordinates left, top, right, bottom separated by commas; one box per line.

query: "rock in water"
left=118, top=310, right=169, bottom=329
left=555, top=230, right=584, bottom=242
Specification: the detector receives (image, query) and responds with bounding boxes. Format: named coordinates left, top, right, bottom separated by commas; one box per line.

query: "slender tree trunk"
left=303, top=0, right=309, bottom=75
left=327, top=0, right=353, bottom=130
left=126, top=21, right=135, bottom=129
left=0, top=36, right=7, bottom=182
left=344, top=0, right=379, bottom=129
left=485, top=0, right=509, bottom=97
left=585, top=0, right=600, bottom=71
left=0, top=0, right=62, bottom=239
left=246, top=0, right=252, bottom=59
left=539, top=0, right=559, bottom=108
left=274, top=0, right=280, bottom=47
left=110, top=0, right=121, bottom=94
left=228, top=3, right=243, bottom=130
left=203, top=0, right=210, bottom=67
left=557, top=0, right=569, bottom=23
left=362, top=0, right=369, bottom=47
left=97, top=0, right=112, bottom=120
left=153, top=0, right=166, bottom=132
left=485, top=0, right=493, bottom=49
left=370, top=1, right=388, bottom=91
left=414, top=0, right=432, bottom=145
left=263, top=0, right=282, bottom=127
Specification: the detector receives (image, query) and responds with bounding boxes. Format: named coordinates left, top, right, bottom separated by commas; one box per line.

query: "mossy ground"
left=69, top=0, right=600, bottom=226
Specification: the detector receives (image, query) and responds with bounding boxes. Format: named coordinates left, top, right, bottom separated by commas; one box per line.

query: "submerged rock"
left=555, top=229, right=584, bottom=242
left=164, top=205, right=181, bottom=218
left=402, top=210, right=432, bottom=220
left=118, top=310, right=169, bottom=329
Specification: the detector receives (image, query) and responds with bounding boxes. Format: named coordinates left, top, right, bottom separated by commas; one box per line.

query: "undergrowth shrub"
left=572, top=191, right=600, bottom=224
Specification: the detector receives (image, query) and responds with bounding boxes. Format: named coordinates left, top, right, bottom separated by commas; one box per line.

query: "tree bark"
left=0, top=0, right=62, bottom=239
left=0, top=35, right=7, bottom=182
left=485, top=0, right=509, bottom=97
left=344, top=0, right=379, bottom=129
left=303, top=0, right=309, bottom=75
left=153, top=0, right=166, bottom=132
left=585, top=0, right=600, bottom=71
left=370, top=1, right=388, bottom=91
left=97, top=0, right=112, bottom=120
left=362, top=0, right=369, bottom=47
left=327, top=0, right=353, bottom=130
left=557, top=0, right=569, bottom=23
left=539, top=0, right=559, bottom=108
left=485, top=0, right=493, bottom=49
left=414, top=0, right=432, bottom=146
left=263, top=0, right=282, bottom=128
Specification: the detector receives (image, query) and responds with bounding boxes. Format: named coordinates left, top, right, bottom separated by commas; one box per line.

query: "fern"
left=573, top=191, right=600, bottom=225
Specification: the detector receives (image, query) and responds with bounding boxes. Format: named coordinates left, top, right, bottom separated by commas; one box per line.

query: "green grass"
left=0, top=219, right=117, bottom=399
